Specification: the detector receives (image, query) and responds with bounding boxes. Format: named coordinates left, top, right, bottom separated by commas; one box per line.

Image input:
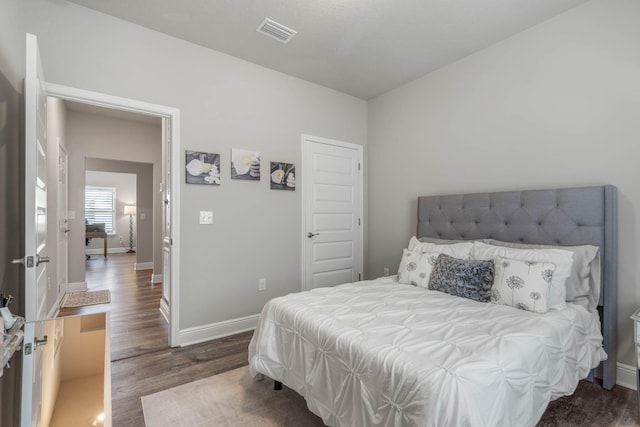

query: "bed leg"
left=274, top=380, right=283, bottom=391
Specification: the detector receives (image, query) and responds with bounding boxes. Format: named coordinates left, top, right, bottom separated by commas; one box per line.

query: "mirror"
left=21, top=313, right=110, bottom=427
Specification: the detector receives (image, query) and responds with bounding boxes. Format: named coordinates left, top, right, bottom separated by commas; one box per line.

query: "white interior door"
left=21, top=32, right=49, bottom=427
left=22, top=33, right=49, bottom=321
left=302, top=134, right=363, bottom=291
left=161, top=117, right=172, bottom=341
left=57, top=145, right=68, bottom=294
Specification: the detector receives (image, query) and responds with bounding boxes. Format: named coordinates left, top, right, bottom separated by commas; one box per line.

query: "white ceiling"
left=65, top=0, right=588, bottom=100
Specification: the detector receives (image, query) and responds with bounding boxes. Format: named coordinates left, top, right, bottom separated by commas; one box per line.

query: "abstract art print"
left=270, top=162, right=295, bottom=191
left=185, top=150, right=221, bottom=185
left=231, top=149, right=261, bottom=180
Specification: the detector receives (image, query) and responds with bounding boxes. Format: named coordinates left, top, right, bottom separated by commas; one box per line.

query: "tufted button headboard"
left=417, top=185, right=617, bottom=389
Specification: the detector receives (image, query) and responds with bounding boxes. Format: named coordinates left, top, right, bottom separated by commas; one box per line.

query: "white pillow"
left=471, top=242, right=573, bottom=310
left=408, top=236, right=473, bottom=259
left=491, top=256, right=556, bottom=313
left=482, top=239, right=599, bottom=311
left=397, top=249, right=440, bottom=288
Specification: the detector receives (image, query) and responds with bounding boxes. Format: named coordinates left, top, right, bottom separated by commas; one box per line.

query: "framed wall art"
left=185, top=150, right=221, bottom=185
left=270, top=162, right=295, bottom=191
left=231, top=149, right=261, bottom=180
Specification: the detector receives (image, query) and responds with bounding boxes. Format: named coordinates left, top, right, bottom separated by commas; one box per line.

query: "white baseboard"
left=134, top=262, right=153, bottom=271
left=159, top=298, right=170, bottom=323
left=86, top=247, right=129, bottom=255
left=62, top=281, right=87, bottom=293
left=617, top=362, right=636, bottom=390
left=179, top=314, right=260, bottom=347
left=151, top=274, right=163, bottom=283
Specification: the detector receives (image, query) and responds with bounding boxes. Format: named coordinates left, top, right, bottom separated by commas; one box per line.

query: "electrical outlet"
left=383, top=267, right=389, bottom=276
left=199, top=211, right=213, bottom=225
left=258, top=278, right=267, bottom=291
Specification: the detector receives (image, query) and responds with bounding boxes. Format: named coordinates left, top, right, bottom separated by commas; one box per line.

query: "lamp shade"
left=124, top=205, right=137, bottom=215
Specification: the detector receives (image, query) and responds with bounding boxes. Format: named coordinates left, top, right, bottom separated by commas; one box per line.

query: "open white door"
left=20, top=33, right=49, bottom=427
left=160, top=118, right=172, bottom=341
left=57, top=145, right=69, bottom=295
left=301, top=134, right=363, bottom=291
left=19, top=33, right=50, bottom=322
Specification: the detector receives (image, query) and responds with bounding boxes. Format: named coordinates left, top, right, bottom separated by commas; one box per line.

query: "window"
left=85, top=186, right=116, bottom=233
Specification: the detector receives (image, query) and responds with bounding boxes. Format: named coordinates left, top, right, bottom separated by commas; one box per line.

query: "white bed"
left=248, top=186, right=617, bottom=426
left=249, top=277, right=605, bottom=427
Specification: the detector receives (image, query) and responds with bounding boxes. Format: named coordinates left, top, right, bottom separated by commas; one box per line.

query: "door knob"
left=307, top=232, right=319, bottom=238
left=36, top=255, right=50, bottom=266
left=35, top=335, right=48, bottom=350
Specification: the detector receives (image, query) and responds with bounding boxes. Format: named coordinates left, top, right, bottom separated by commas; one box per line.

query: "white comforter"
left=248, top=278, right=606, bottom=427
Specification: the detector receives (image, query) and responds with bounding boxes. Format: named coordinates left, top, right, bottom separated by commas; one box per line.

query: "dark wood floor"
left=59, top=254, right=252, bottom=427
left=59, top=254, right=639, bottom=427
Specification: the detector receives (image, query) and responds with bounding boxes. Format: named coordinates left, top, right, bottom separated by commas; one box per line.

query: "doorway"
left=84, top=170, right=137, bottom=260
left=46, top=82, right=181, bottom=347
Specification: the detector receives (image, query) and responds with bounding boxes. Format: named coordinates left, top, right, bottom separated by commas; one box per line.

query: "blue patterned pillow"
left=428, top=254, right=495, bottom=302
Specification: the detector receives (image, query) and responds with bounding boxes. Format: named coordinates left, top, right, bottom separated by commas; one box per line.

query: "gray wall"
left=0, top=32, right=23, bottom=427
left=0, top=0, right=25, bottom=91
left=24, top=0, right=368, bottom=329
left=0, top=58, right=22, bottom=313
left=368, top=0, right=640, bottom=367
left=66, top=111, right=161, bottom=283
left=0, top=2, right=24, bottom=425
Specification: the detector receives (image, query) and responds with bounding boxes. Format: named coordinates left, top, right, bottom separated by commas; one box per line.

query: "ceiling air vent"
left=257, top=18, right=297, bottom=44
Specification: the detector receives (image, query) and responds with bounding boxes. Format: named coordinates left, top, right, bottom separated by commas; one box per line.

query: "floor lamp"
left=124, top=205, right=137, bottom=253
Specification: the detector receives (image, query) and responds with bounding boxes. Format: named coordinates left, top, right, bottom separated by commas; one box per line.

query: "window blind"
left=85, top=186, right=115, bottom=233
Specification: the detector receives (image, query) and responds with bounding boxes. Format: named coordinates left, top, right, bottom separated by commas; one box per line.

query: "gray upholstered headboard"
left=417, top=185, right=617, bottom=390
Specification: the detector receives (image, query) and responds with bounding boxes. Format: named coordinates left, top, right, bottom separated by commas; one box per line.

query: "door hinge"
left=358, top=273, right=361, bottom=281
left=358, top=218, right=361, bottom=226
left=358, top=162, right=361, bottom=171
left=24, top=343, right=32, bottom=355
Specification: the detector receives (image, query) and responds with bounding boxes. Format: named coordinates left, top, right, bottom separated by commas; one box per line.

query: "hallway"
left=58, top=253, right=168, bottom=361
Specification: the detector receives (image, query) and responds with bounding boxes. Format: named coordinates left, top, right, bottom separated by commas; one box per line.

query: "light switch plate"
left=140, top=213, right=146, bottom=220
left=199, top=211, right=213, bottom=225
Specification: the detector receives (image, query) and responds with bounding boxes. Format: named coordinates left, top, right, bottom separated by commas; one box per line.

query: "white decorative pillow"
left=471, top=242, right=573, bottom=310
left=483, top=239, right=600, bottom=311
left=397, top=249, right=440, bottom=288
left=491, top=256, right=556, bottom=313
left=408, top=236, right=473, bottom=260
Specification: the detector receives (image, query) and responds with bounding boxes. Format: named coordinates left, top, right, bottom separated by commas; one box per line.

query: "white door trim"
left=44, top=82, right=182, bottom=347
left=300, top=134, right=364, bottom=291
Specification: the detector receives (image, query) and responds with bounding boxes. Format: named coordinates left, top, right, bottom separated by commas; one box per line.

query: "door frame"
left=55, top=143, right=68, bottom=315
left=45, top=82, right=182, bottom=347
left=300, top=134, right=364, bottom=291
